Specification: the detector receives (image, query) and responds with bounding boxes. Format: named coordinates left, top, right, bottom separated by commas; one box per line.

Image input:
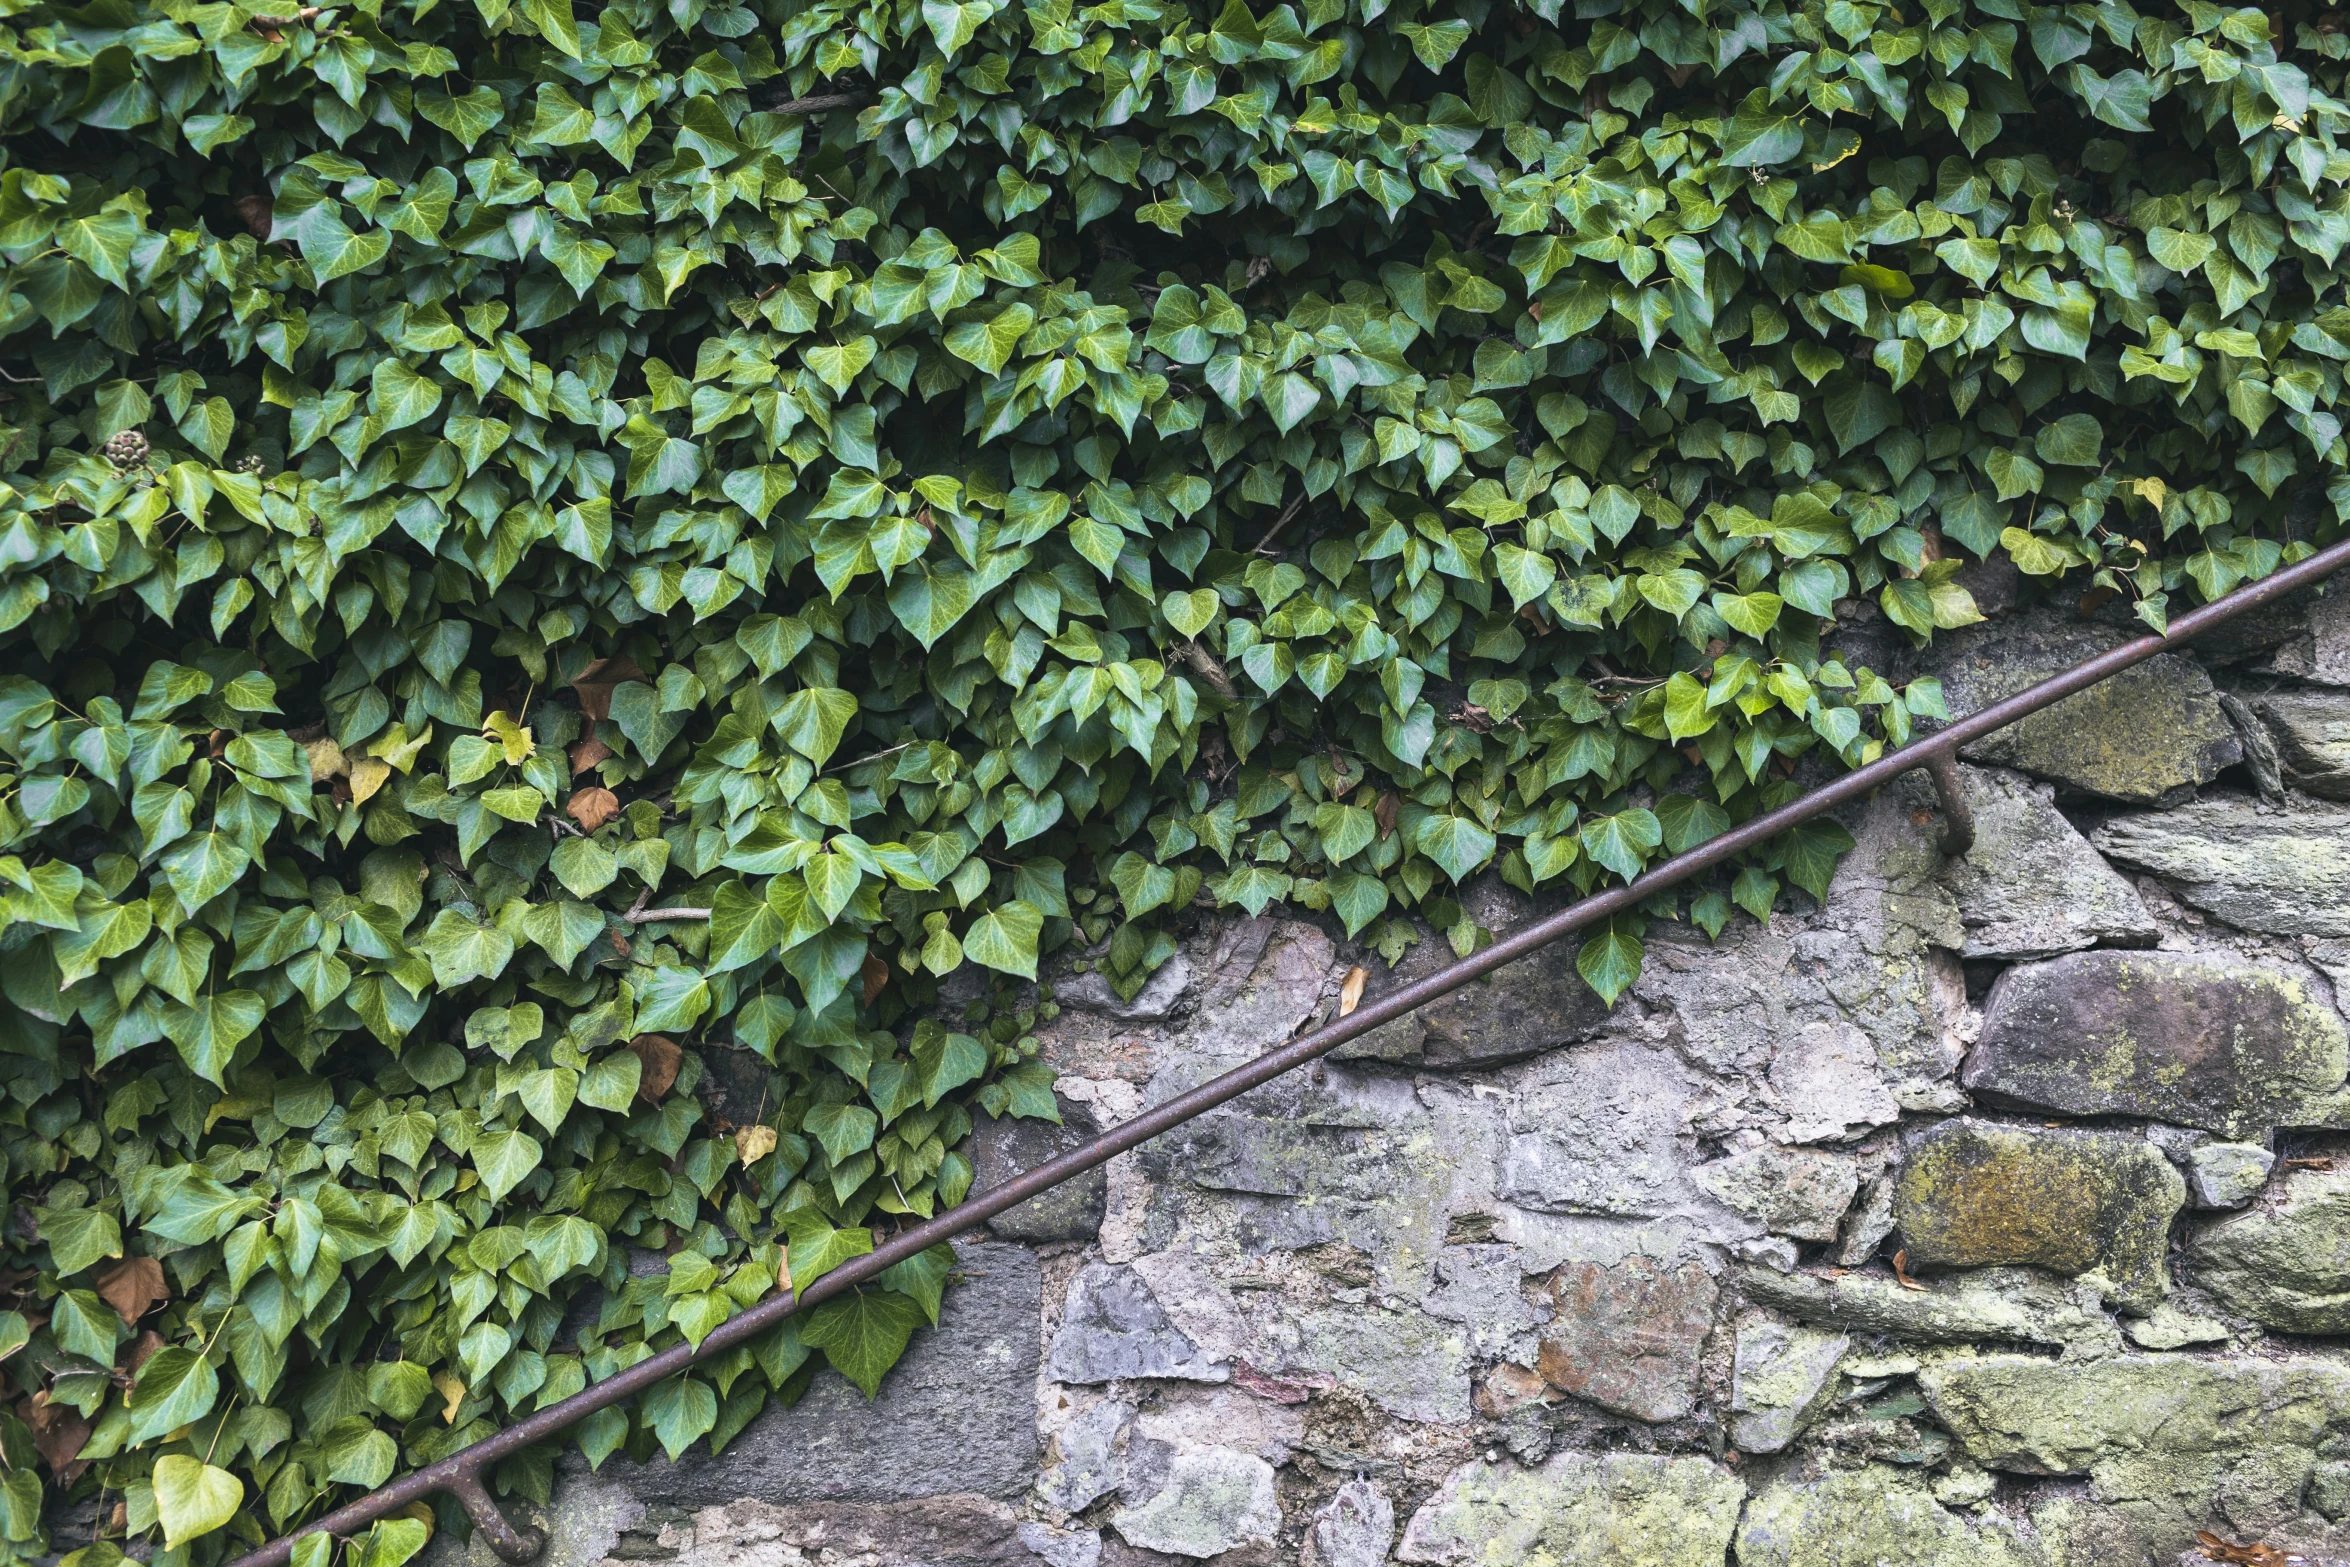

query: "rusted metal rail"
left=223, top=534, right=2350, bottom=1567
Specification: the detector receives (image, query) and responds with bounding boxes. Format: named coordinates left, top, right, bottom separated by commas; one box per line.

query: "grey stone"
left=1737, top=1265, right=2123, bottom=1355
left=1340, top=931, right=1609, bottom=1070
left=1835, top=1174, right=1898, bottom=1266
left=1500, top=1040, right=1721, bottom=1221
left=2188, top=1142, right=2276, bottom=1209
left=1305, top=1480, right=1394, bottom=1567
left=1534, top=1255, right=1717, bottom=1423
left=1928, top=611, right=2240, bottom=803
left=1691, top=1147, right=1859, bottom=1241
left=1281, top=1304, right=1476, bottom=1424
left=2095, top=792, right=2350, bottom=937
left=1892, top=1119, right=2183, bottom=1309
left=1019, top=1524, right=1105, bottom=1567
left=1920, top=1353, right=2350, bottom=1555
left=1060, top=952, right=1194, bottom=1019
left=2126, top=1301, right=2232, bottom=1350
left=1965, top=949, right=2350, bottom=1138
left=2259, top=690, right=2350, bottom=797
left=1110, top=1447, right=1280, bottom=1559
left=620, top=1496, right=1040, bottom=1567
left=1736, top=1468, right=2046, bottom=1567
left=2029, top=1495, right=2160, bottom=1567
left=1730, top=1319, right=1848, bottom=1454
left=1048, top=1265, right=1230, bottom=1385
left=2270, top=585, right=2350, bottom=685
left=969, top=1098, right=1107, bottom=1244
left=1938, top=766, right=2158, bottom=959
left=1395, top=1452, right=1746, bottom=1567
left=589, top=1240, right=1039, bottom=1506
left=1040, top=1398, right=1133, bottom=1513
left=422, top=1469, right=640, bottom=1567
left=2312, top=1459, right=2350, bottom=1522
left=1768, top=1022, right=1902, bottom=1145
left=2191, top=1167, right=2350, bottom=1333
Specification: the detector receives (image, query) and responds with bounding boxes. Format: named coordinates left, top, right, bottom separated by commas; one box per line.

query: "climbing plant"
left=3, top=0, right=2348, bottom=1557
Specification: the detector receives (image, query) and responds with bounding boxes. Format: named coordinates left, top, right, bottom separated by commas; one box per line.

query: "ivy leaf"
left=1575, top=919, right=1645, bottom=1007
left=962, top=899, right=1043, bottom=979
left=153, top=1456, right=243, bottom=1548
left=799, top=1290, right=926, bottom=1399
left=126, top=1346, right=220, bottom=1443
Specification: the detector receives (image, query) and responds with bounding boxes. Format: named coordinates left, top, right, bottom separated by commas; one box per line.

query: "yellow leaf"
left=484, top=710, right=534, bottom=765
left=736, top=1124, right=779, bottom=1164
left=371, top=722, right=434, bottom=772
left=2128, top=476, right=2169, bottom=512
left=349, top=757, right=392, bottom=803
left=304, top=737, right=347, bottom=781
left=433, top=1373, right=466, bottom=1423
left=1338, top=965, right=1368, bottom=1017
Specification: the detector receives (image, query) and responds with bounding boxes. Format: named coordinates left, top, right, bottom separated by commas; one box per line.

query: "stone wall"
left=470, top=574, right=2350, bottom=1567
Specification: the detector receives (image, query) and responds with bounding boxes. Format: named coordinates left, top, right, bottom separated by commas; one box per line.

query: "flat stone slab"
left=1736, top=1265, right=2120, bottom=1354
left=1110, top=1446, right=1280, bottom=1558
left=1339, top=935, right=1608, bottom=1070
left=585, top=1240, right=1041, bottom=1507
left=1929, top=613, right=2239, bottom=803
left=1396, top=1452, right=1745, bottom=1567
left=2094, top=792, right=2350, bottom=937
left=1892, top=1119, right=2182, bottom=1309
left=1736, top=1468, right=2045, bottom=1567
left=1047, top=1264, right=1229, bottom=1385
left=1937, top=765, right=2156, bottom=959
left=2192, top=1167, right=2350, bottom=1333
left=1692, top=1147, right=1859, bottom=1242
left=1730, top=1320, right=1847, bottom=1455
left=1965, top=949, right=2348, bottom=1138
left=2258, top=690, right=2350, bottom=798
left=1535, top=1255, right=1717, bottom=1423
left=967, top=1097, right=1107, bottom=1245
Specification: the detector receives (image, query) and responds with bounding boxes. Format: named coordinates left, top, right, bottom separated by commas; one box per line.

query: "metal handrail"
left=221, top=533, right=2350, bottom=1567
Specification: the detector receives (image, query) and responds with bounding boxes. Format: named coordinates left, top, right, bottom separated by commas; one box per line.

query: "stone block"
left=1339, top=931, right=1608, bottom=1070
left=1500, top=1040, right=1717, bottom=1220
left=1892, top=1120, right=2183, bottom=1309
left=1729, top=1319, right=1847, bottom=1454
left=1395, top=1452, right=1746, bottom=1567
left=1937, top=765, right=2158, bottom=959
left=2260, top=690, right=2350, bottom=798
left=1039, top=1397, right=1132, bottom=1513
left=1768, top=1022, right=1901, bottom=1145
left=1735, top=1468, right=2046, bottom=1567
left=1047, top=1265, right=1229, bottom=1386
left=1304, top=1480, right=1394, bottom=1567
left=1928, top=612, right=2240, bottom=802
left=587, top=1240, right=1039, bottom=1507
left=2269, top=585, right=2350, bottom=686
left=2191, top=1168, right=2350, bottom=1333
left=1534, top=1256, right=1717, bottom=1423
left=1737, top=1264, right=2120, bottom=1354
left=1691, top=1147, right=1859, bottom=1241
left=1283, top=1304, right=1476, bottom=1424
left=1964, top=949, right=2349, bottom=1138
left=2187, top=1142, right=2276, bottom=1209
left=2094, top=793, right=2350, bottom=938
left=968, top=1097, right=1107, bottom=1244
left=602, top=1496, right=1042, bottom=1567
left=2126, top=1302, right=2231, bottom=1350
left=1110, top=1447, right=1280, bottom=1559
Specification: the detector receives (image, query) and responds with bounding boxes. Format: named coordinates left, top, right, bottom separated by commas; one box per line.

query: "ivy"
left=5, top=0, right=2350, bottom=1559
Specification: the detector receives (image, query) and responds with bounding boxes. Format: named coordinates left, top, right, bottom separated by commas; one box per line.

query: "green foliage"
left=4, top=0, right=2349, bottom=1557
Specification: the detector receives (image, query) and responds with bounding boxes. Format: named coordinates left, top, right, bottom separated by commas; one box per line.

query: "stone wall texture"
left=458, top=576, right=2350, bottom=1567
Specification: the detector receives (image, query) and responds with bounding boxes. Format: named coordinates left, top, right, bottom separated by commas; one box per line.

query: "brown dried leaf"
left=570, top=736, right=614, bottom=775
left=95, top=1256, right=166, bottom=1324
left=1890, top=1249, right=1927, bottom=1292
left=235, top=194, right=273, bottom=239
left=628, top=1034, right=681, bottom=1102
left=566, top=786, right=620, bottom=832
left=1373, top=791, right=1400, bottom=841
left=570, top=657, right=649, bottom=722
left=27, top=1393, right=92, bottom=1478
left=122, top=1329, right=163, bottom=1376
left=2197, top=1532, right=2291, bottom=1567
left=861, top=952, right=889, bottom=1006
left=1338, top=966, right=1368, bottom=1018
left=736, top=1125, right=779, bottom=1164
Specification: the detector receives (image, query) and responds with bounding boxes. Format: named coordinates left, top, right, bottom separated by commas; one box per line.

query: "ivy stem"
left=621, top=887, right=710, bottom=923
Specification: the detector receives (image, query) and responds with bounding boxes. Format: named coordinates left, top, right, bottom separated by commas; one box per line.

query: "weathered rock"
left=422, top=1469, right=641, bottom=1567
left=590, top=1241, right=1039, bottom=1506
left=1736, top=1265, right=2122, bottom=1354
left=1835, top=1174, right=1898, bottom=1266
left=1965, top=949, right=2349, bottom=1138
left=1736, top=1467, right=2046, bottom=1567
left=1039, top=1398, right=1132, bottom=1513
left=969, top=1097, right=1107, bottom=1244
left=1937, top=766, right=2158, bottom=959
left=1730, top=1319, right=1848, bottom=1454
left=1769, top=1023, right=1902, bottom=1145
left=1500, top=1040, right=1723, bottom=1221
left=1305, top=1480, right=1394, bottom=1567
left=1339, top=933, right=1609, bottom=1070
left=2188, top=1142, right=2276, bottom=1209
left=2094, top=793, right=2350, bottom=938
left=1280, top=1304, right=1476, bottom=1424
left=1048, top=1265, right=1230, bottom=1385
left=1534, top=1256, right=1717, bottom=1423
left=1395, top=1452, right=1746, bottom=1567
left=2125, top=1301, right=2231, bottom=1350
left=1920, top=1353, right=2350, bottom=1553
left=2191, top=1168, right=2350, bottom=1333
left=1691, top=1147, right=1859, bottom=1241
left=1110, top=1448, right=1280, bottom=1559
left=604, top=1496, right=1039, bottom=1567
left=1019, top=1524, right=1105, bottom=1567
left=1892, top=1120, right=2183, bottom=1308
left=2258, top=691, right=2350, bottom=798
left=2270, top=586, right=2350, bottom=686
left=1929, top=612, right=2240, bottom=802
